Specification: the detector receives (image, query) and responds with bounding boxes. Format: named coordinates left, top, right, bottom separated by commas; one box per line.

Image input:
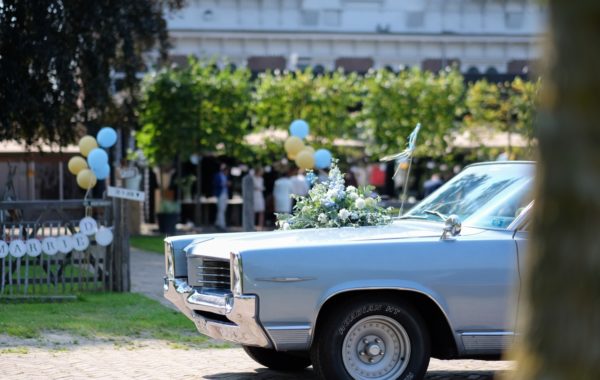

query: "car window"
left=405, top=163, right=534, bottom=229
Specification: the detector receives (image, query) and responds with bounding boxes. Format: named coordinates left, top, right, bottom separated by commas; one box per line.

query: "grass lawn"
left=130, top=235, right=165, bottom=254
left=0, top=292, right=208, bottom=345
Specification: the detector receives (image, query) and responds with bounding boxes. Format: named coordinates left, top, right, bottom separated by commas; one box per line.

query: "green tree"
left=360, top=68, right=465, bottom=160
left=251, top=69, right=361, bottom=157
left=0, top=0, right=183, bottom=145
left=136, top=58, right=251, bottom=166
left=465, top=78, right=540, bottom=155
left=511, top=1, right=600, bottom=379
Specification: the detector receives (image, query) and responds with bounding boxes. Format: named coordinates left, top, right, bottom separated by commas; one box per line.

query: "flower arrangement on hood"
left=276, top=161, right=394, bottom=230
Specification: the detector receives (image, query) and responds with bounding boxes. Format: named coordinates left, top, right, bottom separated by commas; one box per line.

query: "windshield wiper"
left=396, top=215, right=428, bottom=220
left=424, top=209, right=448, bottom=221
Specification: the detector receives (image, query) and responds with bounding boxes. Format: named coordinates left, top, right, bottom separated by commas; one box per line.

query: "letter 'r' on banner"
left=26, top=239, right=43, bottom=257
left=42, top=237, right=59, bottom=256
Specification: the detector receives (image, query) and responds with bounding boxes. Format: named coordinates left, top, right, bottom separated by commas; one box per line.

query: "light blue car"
left=163, top=161, right=533, bottom=380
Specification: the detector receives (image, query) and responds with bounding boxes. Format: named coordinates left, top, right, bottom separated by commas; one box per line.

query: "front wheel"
left=242, top=345, right=311, bottom=371
left=311, top=296, right=430, bottom=380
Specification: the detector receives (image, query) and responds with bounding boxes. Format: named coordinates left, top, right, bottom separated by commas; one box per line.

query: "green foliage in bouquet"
left=276, top=162, right=394, bottom=230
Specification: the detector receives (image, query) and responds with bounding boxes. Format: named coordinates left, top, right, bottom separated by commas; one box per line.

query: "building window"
left=323, top=10, right=341, bottom=27
left=335, top=57, right=374, bottom=74
left=301, top=10, right=319, bottom=26
left=466, top=67, right=480, bottom=75
left=247, top=56, right=287, bottom=72
left=485, top=67, right=499, bottom=75
left=507, top=60, right=530, bottom=74
left=421, top=58, right=461, bottom=73
left=505, top=11, right=524, bottom=29
left=406, top=11, right=424, bottom=28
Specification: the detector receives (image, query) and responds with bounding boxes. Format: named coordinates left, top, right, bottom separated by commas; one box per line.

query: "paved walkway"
left=0, top=247, right=514, bottom=379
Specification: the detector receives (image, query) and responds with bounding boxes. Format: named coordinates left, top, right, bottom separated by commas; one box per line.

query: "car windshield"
left=404, top=162, right=534, bottom=229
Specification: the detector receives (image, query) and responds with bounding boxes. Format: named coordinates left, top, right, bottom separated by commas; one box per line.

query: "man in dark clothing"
left=423, top=173, right=443, bottom=197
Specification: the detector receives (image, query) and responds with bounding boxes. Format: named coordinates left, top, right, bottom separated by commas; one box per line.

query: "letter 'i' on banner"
left=57, top=236, right=74, bottom=254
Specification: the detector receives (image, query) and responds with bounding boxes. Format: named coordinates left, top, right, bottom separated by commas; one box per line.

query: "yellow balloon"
left=77, top=169, right=97, bottom=190
left=287, top=152, right=297, bottom=160
left=68, top=156, right=88, bottom=175
left=295, top=150, right=315, bottom=170
left=284, top=136, right=304, bottom=156
left=79, top=135, right=98, bottom=157
left=301, top=146, right=315, bottom=155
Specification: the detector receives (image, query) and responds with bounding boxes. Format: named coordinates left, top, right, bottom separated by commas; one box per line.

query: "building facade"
left=166, top=0, right=545, bottom=76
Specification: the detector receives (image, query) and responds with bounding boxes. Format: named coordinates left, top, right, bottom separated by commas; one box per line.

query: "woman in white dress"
left=253, top=167, right=266, bottom=229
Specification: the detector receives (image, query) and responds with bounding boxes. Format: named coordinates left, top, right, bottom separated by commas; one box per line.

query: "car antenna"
left=379, top=123, right=421, bottom=216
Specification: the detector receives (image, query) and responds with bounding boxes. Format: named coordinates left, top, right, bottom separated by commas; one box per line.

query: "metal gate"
left=0, top=199, right=129, bottom=300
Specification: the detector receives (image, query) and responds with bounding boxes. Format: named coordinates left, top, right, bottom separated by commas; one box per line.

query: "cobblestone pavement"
left=1, top=342, right=513, bottom=379
left=0, top=248, right=514, bottom=379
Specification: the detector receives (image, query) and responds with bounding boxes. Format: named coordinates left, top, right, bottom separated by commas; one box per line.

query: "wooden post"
left=111, top=198, right=130, bottom=292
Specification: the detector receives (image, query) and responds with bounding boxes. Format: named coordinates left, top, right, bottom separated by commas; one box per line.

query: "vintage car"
left=163, top=161, right=533, bottom=380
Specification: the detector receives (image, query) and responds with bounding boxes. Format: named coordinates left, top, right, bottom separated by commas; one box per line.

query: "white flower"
left=326, top=189, right=338, bottom=200
left=282, top=222, right=290, bottom=230
left=338, top=209, right=350, bottom=220
left=347, top=186, right=357, bottom=193
left=365, top=197, right=376, bottom=207
left=318, top=213, right=328, bottom=223
left=355, top=198, right=366, bottom=209
left=348, top=192, right=359, bottom=200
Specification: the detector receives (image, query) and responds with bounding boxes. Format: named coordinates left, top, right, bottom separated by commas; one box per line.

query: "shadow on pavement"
left=204, top=369, right=507, bottom=379
left=204, top=368, right=316, bottom=379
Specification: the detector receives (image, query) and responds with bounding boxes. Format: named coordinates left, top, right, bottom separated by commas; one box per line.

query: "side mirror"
left=441, top=214, right=461, bottom=240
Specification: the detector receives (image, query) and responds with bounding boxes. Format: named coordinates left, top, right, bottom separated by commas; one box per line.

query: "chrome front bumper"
left=163, top=277, right=272, bottom=348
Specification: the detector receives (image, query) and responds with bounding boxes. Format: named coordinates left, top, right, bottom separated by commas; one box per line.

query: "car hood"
left=186, top=220, right=485, bottom=260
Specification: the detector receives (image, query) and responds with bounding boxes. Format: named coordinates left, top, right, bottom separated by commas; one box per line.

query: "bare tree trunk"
left=511, top=1, right=600, bottom=379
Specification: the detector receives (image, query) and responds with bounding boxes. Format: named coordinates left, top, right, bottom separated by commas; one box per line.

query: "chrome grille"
left=195, top=258, right=230, bottom=290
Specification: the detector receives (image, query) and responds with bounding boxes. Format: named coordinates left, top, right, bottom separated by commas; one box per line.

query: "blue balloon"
left=289, top=119, right=309, bottom=139
left=93, top=163, right=111, bottom=180
left=87, top=148, right=109, bottom=170
left=314, top=149, right=332, bottom=169
left=97, top=127, right=118, bottom=148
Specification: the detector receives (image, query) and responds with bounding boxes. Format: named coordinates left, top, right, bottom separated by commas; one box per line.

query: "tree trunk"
left=511, top=1, right=600, bottom=379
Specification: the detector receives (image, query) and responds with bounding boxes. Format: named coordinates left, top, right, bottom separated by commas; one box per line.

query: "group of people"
left=214, top=164, right=310, bottom=232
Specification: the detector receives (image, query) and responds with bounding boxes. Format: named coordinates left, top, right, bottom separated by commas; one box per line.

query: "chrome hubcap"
left=342, top=316, right=411, bottom=379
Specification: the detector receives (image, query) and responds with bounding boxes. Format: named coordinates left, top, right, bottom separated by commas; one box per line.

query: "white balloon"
left=26, top=239, right=42, bottom=257
left=42, top=237, right=59, bottom=256
left=95, top=227, right=113, bottom=247
left=0, top=240, right=8, bottom=258
left=9, top=240, right=27, bottom=258
left=79, top=217, right=98, bottom=236
left=72, top=233, right=90, bottom=251
left=57, top=236, right=74, bottom=254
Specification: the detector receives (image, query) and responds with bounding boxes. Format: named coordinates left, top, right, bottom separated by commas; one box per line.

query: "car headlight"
left=230, top=252, right=243, bottom=296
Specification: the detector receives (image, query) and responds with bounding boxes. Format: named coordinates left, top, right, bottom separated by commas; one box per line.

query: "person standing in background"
left=273, top=168, right=293, bottom=214
left=253, top=167, right=266, bottom=230
left=213, top=163, right=229, bottom=231
left=241, top=169, right=255, bottom=232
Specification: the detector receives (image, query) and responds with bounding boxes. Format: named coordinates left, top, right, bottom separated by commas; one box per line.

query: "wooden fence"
left=0, top=199, right=130, bottom=300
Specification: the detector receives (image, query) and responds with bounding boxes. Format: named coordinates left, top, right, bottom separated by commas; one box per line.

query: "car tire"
left=242, top=345, right=311, bottom=371
left=311, top=296, right=430, bottom=380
